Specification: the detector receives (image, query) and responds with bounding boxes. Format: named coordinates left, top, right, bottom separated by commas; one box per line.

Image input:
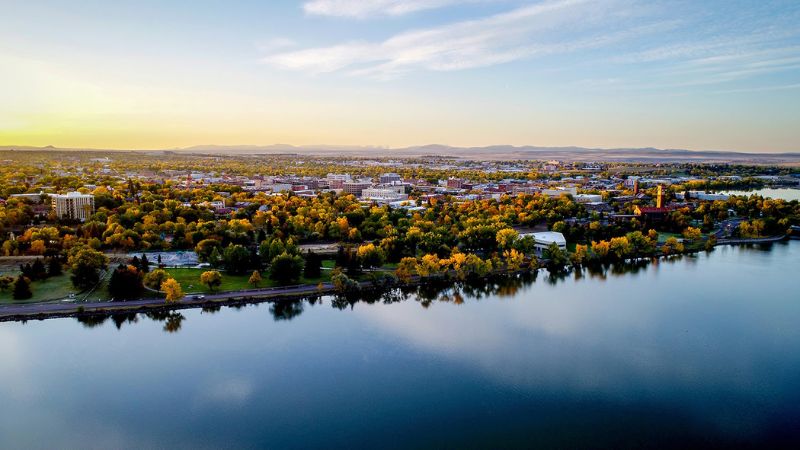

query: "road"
left=713, top=218, right=745, bottom=239
left=0, top=282, right=337, bottom=320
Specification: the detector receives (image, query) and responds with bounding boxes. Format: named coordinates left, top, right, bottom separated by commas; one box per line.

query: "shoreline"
left=0, top=236, right=789, bottom=323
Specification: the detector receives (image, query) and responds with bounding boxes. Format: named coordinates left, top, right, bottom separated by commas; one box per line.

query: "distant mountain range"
left=2, top=144, right=799, bottom=164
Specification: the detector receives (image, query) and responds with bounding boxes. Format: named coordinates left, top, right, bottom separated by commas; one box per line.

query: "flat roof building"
left=343, top=181, right=372, bottom=197
left=362, top=188, right=409, bottom=204
left=520, top=231, right=567, bottom=256
left=52, top=192, right=94, bottom=221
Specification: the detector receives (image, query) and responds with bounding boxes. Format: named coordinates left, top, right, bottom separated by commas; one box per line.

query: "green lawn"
left=657, top=232, right=683, bottom=243
left=0, top=272, right=79, bottom=304
left=165, top=267, right=332, bottom=293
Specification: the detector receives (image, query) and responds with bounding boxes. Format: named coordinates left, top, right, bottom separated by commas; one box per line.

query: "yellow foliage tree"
left=395, top=257, right=418, bottom=283
left=503, top=248, right=524, bottom=271
left=200, top=270, right=222, bottom=291
left=683, top=227, right=702, bottom=241
left=161, top=278, right=184, bottom=303
left=248, top=270, right=262, bottom=288
left=496, top=228, right=519, bottom=250
left=591, top=240, right=610, bottom=259
left=415, top=254, right=442, bottom=278
left=572, top=244, right=589, bottom=264
left=29, top=239, right=46, bottom=255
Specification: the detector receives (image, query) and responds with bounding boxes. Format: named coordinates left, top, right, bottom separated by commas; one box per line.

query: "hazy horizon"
left=2, top=0, right=799, bottom=152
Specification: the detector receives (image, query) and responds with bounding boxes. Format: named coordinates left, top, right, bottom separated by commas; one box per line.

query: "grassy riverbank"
left=164, top=267, right=333, bottom=294
left=0, top=274, right=77, bottom=304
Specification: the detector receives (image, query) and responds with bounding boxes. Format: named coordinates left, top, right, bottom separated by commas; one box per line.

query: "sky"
left=1, top=0, right=799, bottom=152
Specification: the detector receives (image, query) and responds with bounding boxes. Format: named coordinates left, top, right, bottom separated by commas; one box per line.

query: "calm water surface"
left=2, top=242, right=800, bottom=449
left=721, top=187, right=800, bottom=201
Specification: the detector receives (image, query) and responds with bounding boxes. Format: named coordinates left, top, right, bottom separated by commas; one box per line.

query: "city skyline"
left=2, top=0, right=799, bottom=152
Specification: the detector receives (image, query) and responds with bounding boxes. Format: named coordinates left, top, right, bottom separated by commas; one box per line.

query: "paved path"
left=0, top=282, right=336, bottom=320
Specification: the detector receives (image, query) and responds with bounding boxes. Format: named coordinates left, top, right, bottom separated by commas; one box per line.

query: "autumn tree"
left=144, top=269, right=170, bottom=290
left=200, top=270, right=223, bottom=292
left=682, top=227, right=702, bottom=241
left=662, top=237, right=685, bottom=255
left=496, top=228, right=519, bottom=251
left=395, top=257, right=418, bottom=283
left=571, top=244, right=589, bottom=265
left=248, top=270, right=262, bottom=288
left=0, top=275, right=15, bottom=292
left=356, top=243, right=385, bottom=269
left=415, top=254, right=442, bottom=278
left=503, top=248, right=525, bottom=271
left=161, top=278, right=184, bottom=303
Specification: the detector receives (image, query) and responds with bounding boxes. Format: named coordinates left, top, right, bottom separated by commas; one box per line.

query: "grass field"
left=165, top=265, right=333, bottom=294
left=657, top=232, right=683, bottom=243
left=0, top=273, right=79, bottom=304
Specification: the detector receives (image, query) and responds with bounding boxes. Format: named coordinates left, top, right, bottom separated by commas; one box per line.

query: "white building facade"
left=51, top=192, right=95, bottom=221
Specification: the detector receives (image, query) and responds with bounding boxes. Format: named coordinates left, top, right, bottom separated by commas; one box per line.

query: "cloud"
left=267, top=0, right=655, bottom=78
left=256, top=37, right=297, bottom=53
left=303, top=0, right=479, bottom=18
left=194, top=376, right=255, bottom=408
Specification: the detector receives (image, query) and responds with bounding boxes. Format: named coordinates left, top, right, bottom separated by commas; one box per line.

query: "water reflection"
left=269, top=300, right=305, bottom=321
left=66, top=254, right=725, bottom=331
left=2, top=242, right=799, bottom=449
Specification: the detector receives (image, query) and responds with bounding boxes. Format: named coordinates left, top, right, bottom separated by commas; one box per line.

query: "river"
left=1, top=242, right=799, bottom=449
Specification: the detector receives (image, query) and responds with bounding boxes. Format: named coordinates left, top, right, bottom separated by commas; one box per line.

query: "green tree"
left=69, top=247, right=108, bottom=290
left=144, top=269, right=170, bottom=290
left=47, top=257, right=63, bottom=277
left=544, top=242, right=568, bottom=270
left=303, top=251, right=322, bottom=279
left=108, top=264, right=144, bottom=300
left=12, top=275, right=33, bottom=300
left=208, top=246, right=223, bottom=267
left=223, top=244, right=251, bottom=275
left=269, top=252, right=304, bottom=285
left=31, top=258, right=47, bottom=280
left=195, top=239, right=222, bottom=262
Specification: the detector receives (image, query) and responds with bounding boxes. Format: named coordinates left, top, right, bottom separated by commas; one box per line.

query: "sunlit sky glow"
left=1, top=0, right=799, bottom=152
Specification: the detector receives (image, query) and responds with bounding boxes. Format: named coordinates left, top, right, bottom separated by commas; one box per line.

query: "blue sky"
left=1, top=0, right=799, bottom=151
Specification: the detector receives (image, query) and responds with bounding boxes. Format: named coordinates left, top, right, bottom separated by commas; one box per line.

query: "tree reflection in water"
left=201, top=305, right=221, bottom=314
left=70, top=257, right=677, bottom=330
left=145, top=311, right=185, bottom=333
left=77, top=314, right=108, bottom=328
left=111, top=313, right=138, bottom=329
left=270, top=300, right=305, bottom=321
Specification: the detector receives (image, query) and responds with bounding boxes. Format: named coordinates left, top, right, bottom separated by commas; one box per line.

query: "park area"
left=0, top=270, right=113, bottom=304
left=164, top=260, right=336, bottom=294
